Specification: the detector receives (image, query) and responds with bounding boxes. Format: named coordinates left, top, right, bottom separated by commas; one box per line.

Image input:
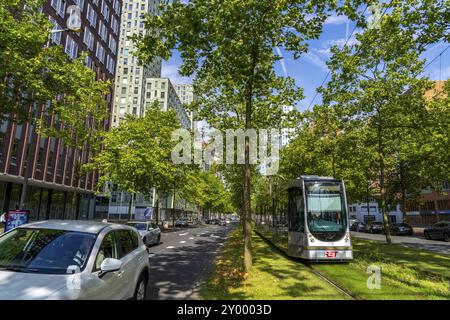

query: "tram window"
left=288, top=188, right=304, bottom=232
left=305, top=181, right=346, bottom=235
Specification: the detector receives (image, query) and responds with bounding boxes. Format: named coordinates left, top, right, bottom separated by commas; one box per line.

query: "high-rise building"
left=281, top=105, right=294, bottom=147
left=144, top=78, right=191, bottom=129
left=111, top=0, right=162, bottom=126
left=174, top=83, right=197, bottom=131
left=0, top=0, right=122, bottom=221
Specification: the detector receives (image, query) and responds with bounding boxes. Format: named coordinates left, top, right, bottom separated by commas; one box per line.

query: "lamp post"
left=18, top=6, right=82, bottom=212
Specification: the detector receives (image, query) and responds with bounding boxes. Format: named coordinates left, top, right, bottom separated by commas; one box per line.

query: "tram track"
left=254, top=230, right=357, bottom=300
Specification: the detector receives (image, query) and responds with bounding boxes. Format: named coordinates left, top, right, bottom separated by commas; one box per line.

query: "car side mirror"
left=99, top=258, right=122, bottom=278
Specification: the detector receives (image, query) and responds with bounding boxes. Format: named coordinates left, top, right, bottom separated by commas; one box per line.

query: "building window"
left=83, top=27, right=95, bottom=51
left=87, top=4, right=98, bottom=28
left=75, top=0, right=84, bottom=11
left=108, top=35, right=117, bottom=55
left=65, top=36, right=78, bottom=59
left=160, top=91, right=165, bottom=99
left=51, top=0, right=66, bottom=18
left=98, top=21, right=107, bottom=42
left=49, top=18, right=62, bottom=45
left=95, top=43, right=105, bottom=64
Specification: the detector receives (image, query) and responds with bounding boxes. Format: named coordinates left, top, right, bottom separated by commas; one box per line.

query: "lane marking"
left=179, top=232, right=189, bottom=236
left=166, top=246, right=175, bottom=249
left=180, top=241, right=186, bottom=244
left=189, top=237, right=194, bottom=240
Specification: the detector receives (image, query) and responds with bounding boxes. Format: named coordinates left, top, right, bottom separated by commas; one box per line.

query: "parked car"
left=424, top=221, right=450, bottom=242
left=387, top=223, right=414, bottom=236
left=0, top=220, right=149, bottom=300
left=218, top=219, right=227, bottom=226
left=225, top=219, right=231, bottom=224
left=126, top=221, right=161, bottom=246
left=175, top=218, right=189, bottom=227
left=364, top=221, right=384, bottom=233
left=350, top=221, right=366, bottom=232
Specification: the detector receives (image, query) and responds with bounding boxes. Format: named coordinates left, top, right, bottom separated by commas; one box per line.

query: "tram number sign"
left=325, top=251, right=337, bottom=258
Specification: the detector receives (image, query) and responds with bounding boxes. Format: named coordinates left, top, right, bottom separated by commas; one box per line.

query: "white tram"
left=255, top=176, right=353, bottom=261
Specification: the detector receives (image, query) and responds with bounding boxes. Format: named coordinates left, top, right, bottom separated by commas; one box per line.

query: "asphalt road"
left=146, top=223, right=235, bottom=300
left=351, top=231, right=450, bottom=255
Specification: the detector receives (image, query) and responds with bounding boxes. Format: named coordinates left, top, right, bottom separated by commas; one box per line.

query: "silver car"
left=0, top=220, right=150, bottom=300
left=126, top=221, right=161, bottom=246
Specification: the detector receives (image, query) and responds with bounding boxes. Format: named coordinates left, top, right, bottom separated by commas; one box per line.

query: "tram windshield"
left=305, top=181, right=347, bottom=241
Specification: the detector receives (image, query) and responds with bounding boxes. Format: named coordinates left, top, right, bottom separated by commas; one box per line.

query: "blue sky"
left=161, top=13, right=450, bottom=113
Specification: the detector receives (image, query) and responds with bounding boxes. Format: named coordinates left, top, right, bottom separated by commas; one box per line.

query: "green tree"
left=90, top=104, right=182, bottom=221
left=133, top=0, right=358, bottom=271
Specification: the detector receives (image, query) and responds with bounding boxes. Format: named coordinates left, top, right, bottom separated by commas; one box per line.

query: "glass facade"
left=0, top=181, right=96, bottom=222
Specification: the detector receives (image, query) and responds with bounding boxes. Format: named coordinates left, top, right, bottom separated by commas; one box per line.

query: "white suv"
left=0, top=220, right=150, bottom=300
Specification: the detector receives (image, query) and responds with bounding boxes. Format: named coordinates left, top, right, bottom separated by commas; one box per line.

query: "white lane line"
left=166, top=246, right=175, bottom=249
left=179, top=241, right=186, bottom=244
left=179, top=232, right=189, bottom=236
left=189, top=237, right=194, bottom=240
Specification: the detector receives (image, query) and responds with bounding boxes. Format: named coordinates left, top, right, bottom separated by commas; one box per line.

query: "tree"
left=90, top=104, right=182, bottom=221
left=133, top=0, right=356, bottom=271
left=317, top=1, right=447, bottom=243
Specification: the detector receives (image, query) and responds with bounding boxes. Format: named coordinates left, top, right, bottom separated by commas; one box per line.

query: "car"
left=350, top=221, right=365, bottom=232
left=126, top=221, right=161, bottom=246
left=388, top=223, right=414, bottom=236
left=0, top=220, right=149, bottom=300
left=175, top=218, right=189, bottom=227
left=424, top=221, right=450, bottom=242
left=225, top=219, right=231, bottom=224
left=364, top=221, right=384, bottom=233
left=218, top=219, right=227, bottom=226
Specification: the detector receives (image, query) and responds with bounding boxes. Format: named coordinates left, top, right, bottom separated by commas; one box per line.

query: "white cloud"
left=275, top=47, right=288, bottom=78
left=161, top=64, right=193, bottom=84
left=324, top=15, right=349, bottom=25
left=303, top=52, right=328, bottom=72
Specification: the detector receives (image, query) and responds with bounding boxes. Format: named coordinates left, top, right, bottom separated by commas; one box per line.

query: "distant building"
left=144, top=78, right=191, bottom=129
left=348, top=202, right=402, bottom=224
left=280, top=105, right=294, bottom=147
left=111, top=0, right=162, bottom=126
left=174, top=84, right=197, bottom=131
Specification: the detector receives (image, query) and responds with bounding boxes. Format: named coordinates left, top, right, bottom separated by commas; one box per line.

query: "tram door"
left=287, top=187, right=305, bottom=257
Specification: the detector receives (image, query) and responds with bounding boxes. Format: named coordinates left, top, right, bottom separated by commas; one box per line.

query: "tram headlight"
left=344, top=232, right=350, bottom=242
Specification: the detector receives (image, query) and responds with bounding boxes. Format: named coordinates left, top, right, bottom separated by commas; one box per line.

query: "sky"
left=161, top=12, right=450, bottom=113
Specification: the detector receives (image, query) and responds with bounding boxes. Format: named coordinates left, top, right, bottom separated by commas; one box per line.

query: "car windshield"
left=126, top=223, right=147, bottom=231
left=0, top=228, right=97, bottom=274
left=305, top=181, right=347, bottom=234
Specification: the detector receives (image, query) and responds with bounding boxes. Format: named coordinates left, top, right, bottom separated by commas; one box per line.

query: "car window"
left=130, top=230, right=139, bottom=248
left=94, top=232, right=117, bottom=271
left=0, top=228, right=97, bottom=274
left=116, top=230, right=137, bottom=258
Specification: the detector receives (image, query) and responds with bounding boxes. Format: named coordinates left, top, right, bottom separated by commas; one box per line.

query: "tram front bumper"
left=302, top=249, right=353, bottom=261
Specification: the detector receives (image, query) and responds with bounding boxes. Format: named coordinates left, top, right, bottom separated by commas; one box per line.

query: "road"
left=146, top=223, right=235, bottom=300
left=351, top=231, right=450, bottom=255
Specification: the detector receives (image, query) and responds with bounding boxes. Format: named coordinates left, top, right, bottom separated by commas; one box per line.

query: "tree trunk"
left=377, top=122, right=392, bottom=244
left=154, top=189, right=159, bottom=226
left=128, top=193, right=133, bottom=220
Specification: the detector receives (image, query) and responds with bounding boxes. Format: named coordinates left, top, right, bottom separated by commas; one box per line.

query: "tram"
left=255, top=175, right=353, bottom=261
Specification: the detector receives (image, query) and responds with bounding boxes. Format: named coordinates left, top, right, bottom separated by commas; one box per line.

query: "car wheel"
left=157, top=234, right=161, bottom=243
left=424, top=232, right=431, bottom=240
left=444, top=233, right=450, bottom=242
left=134, top=274, right=147, bottom=300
